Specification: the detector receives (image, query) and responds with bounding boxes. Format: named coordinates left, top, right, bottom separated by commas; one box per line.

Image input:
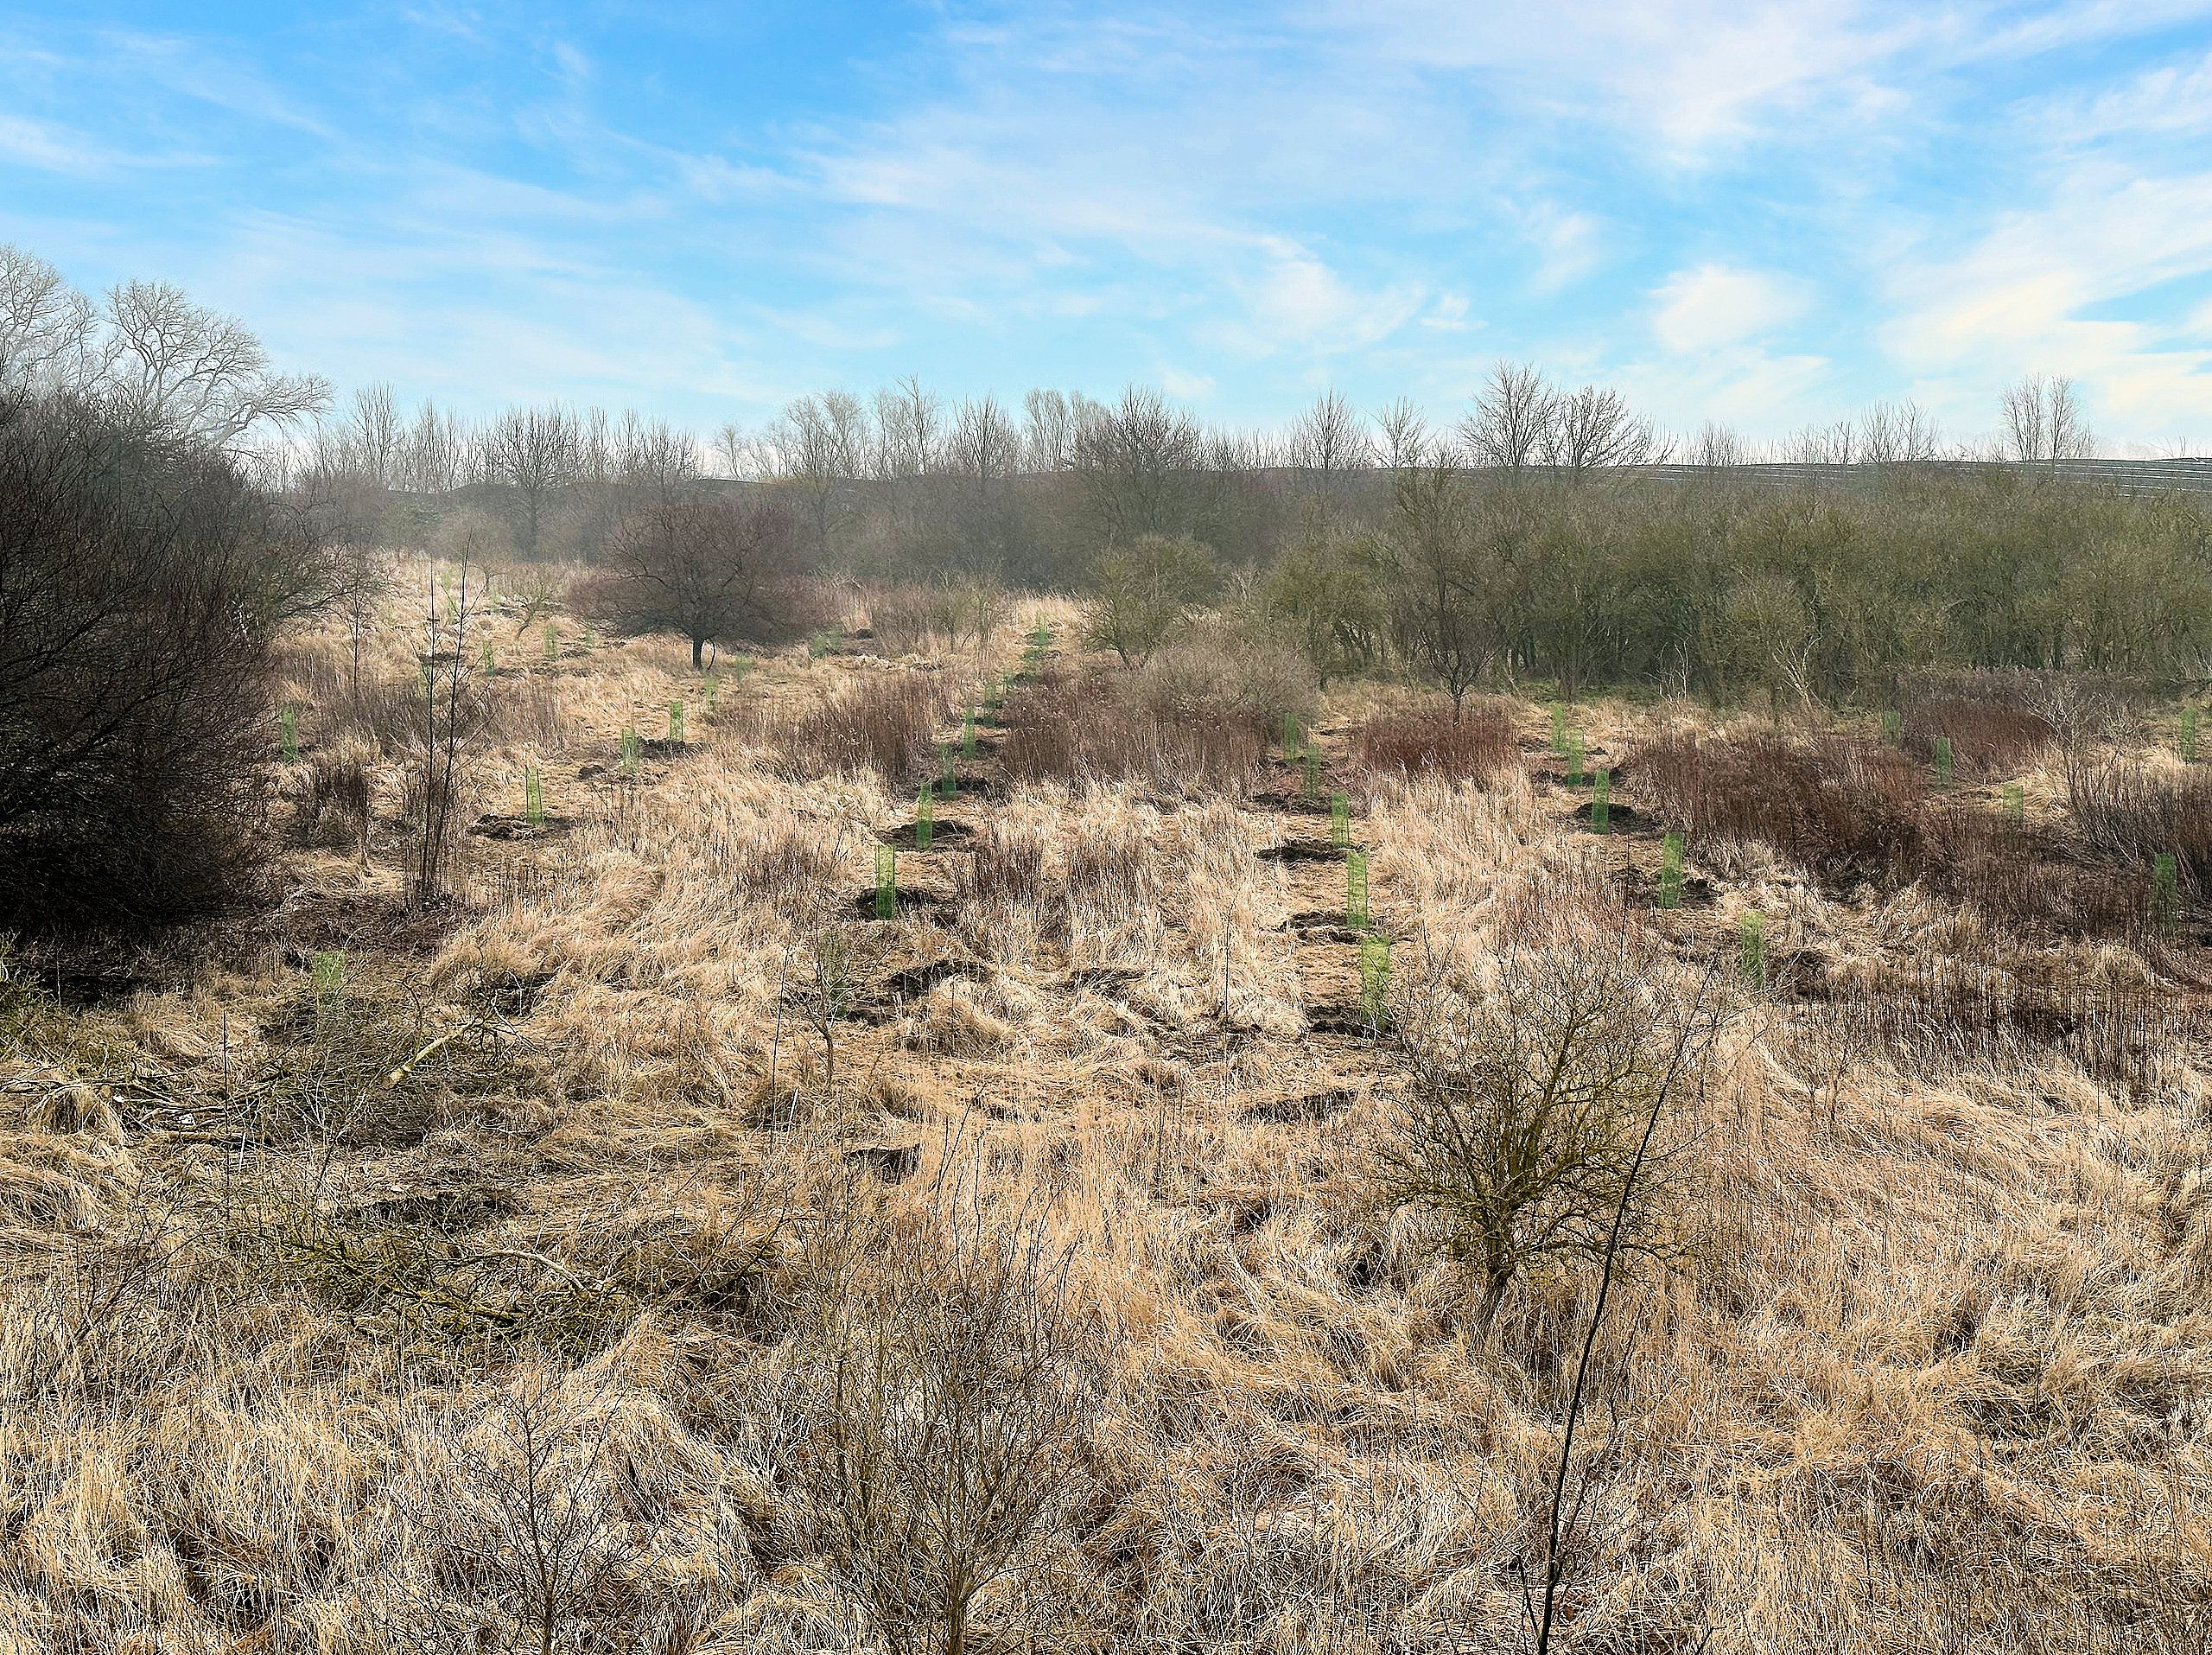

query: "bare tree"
left=1461, top=360, right=1554, bottom=474
left=1287, top=388, right=1371, bottom=477
left=612, top=409, right=700, bottom=500
left=1541, top=384, right=1662, bottom=477
left=1021, top=388, right=1076, bottom=472
left=399, top=398, right=474, bottom=494
left=1373, top=396, right=1433, bottom=471
left=581, top=495, right=803, bottom=665
left=339, top=382, right=404, bottom=487
left=97, top=279, right=328, bottom=448
left=0, top=243, right=95, bottom=391
left=1382, top=451, right=1494, bottom=720
left=481, top=404, right=582, bottom=557
left=1687, top=421, right=1746, bottom=469
left=2002, top=372, right=2094, bottom=466
left=1071, top=385, right=1206, bottom=546
left=1859, top=399, right=1940, bottom=464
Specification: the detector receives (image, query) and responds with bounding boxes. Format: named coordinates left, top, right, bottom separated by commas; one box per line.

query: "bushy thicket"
left=0, top=392, right=334, bottom=927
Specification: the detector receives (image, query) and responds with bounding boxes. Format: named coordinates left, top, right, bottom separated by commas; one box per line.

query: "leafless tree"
left=99, top=279, right=329, bottom=448
left=1382, top=451, right=1494, bottom=720
left=2002, top=372, right=2095, bottom=466
left=1021, top=388, right=1077, bottom=472
left=1687, top=421, right=1746, bottom=468
left=1541, top=383, right=1662, bottom=477
left=1071, top=385, right=1207, bottom=545
left=482, top=404, right=583, bottom=557
left=399, top=398, right=474, bottom=494
left=1287, top=388, right=1371, bottom=477
left=1373, top=396, right=1433, bottom=471
left=1788, top=417, right=1856, bottom=466
left=1859, top=399, right=1940, bottom=464
left=339, top=382, right=404, bottom=487
left=777, top=391, right=874, bottom=559
left=1462, top=360, right=1555, bottom=474
left=0, top=243, right=96, bottom=391
left=580, top=495, right=804, bottom=666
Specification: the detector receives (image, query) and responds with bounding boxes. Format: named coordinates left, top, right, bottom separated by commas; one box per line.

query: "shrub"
left=1375, top=931, right=1727, bottom=1339
left=1630, top=729, right=1924, bottom=875
left=2066, top=755, right=2212, bottom=888
left=1000, top=667, right=1266, bottom=798
left=867, top=576, right=1009, bottom=653
left=1128, top=612, right=1315, bottom=734
left=1355, top=703, right=1519, bottom=783
left=782, top=672, right=949, bottom=786
left=1899, top=678, right=2055, bottom=780
left=1083, top=532, right=1216, bottom=667
left=0, top=391, right=336, bottom=928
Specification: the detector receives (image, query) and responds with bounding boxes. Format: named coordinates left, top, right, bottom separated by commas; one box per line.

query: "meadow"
left=1, top=556, right=2208, bottom=1655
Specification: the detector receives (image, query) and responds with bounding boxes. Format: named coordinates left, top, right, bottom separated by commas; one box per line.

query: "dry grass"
left=0, top=580, right=2208, bottom=1653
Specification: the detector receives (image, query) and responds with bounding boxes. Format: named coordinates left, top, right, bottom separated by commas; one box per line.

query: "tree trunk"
left=691, top=633, right=705, bottom=669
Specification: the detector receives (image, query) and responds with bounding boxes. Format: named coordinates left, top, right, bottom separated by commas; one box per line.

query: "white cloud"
left=1652, top=264, right=1808, bottom=353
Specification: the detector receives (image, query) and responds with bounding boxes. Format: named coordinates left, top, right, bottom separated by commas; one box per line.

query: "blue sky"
left=5, top=1, right=2212, bottom=451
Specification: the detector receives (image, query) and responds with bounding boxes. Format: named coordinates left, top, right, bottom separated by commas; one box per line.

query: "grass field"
left=2, top=561, right=2208, bottom=1653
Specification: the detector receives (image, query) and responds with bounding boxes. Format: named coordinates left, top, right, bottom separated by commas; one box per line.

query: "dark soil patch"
left=1259, top=837, right=1348, bottom=863
left=1572, top=800, right=1645, bottom=831
left=469, top=812, right=574, bottom=842
left=1306, top=1003, right=1387, bottom=1038
left=848, top=888, right=947, bottom=922
left=880, top=819, right=976, bottom=850
left=846, top=1142, right=919, bottom=1183
left=1244, top=1087, right=1357, bottom=1123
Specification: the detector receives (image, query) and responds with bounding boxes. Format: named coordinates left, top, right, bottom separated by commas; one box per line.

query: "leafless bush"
left=1898, top=674, right=2055, bottom=779
left=1375, top=930, right=1728, bottom=1340
left=1128, top=614, right=1314, bottom=732
left=868, top=576, right=1010, bottom=653
left=2066, top=754, right=2212, bottom=887
left=790, top=1161, right=1106, bottom=1655
left=1630, top=728, right=1925, bottom=875
left=1356, top=701, right=1519, bottom=782
left=376, top=1364, right=641, bottom=1655
left=0, top=391, right=337, bottom=927
left=781, top=672, right=949, bottom=786
left=1001, top=667, right=1267, bottom=798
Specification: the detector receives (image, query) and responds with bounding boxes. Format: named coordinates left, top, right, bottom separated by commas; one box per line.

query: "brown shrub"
left=1000, top=668, right=1266, bottom=799
left=1630, top=729, right=1926, bottom=875
left=2066, top=756, right=2212, bottom=888
left=1355, top=703, right=1519, bottom=783
left=1899, top=684, right=2054, bottom=780
left=781, top=672, right=948, bottom=786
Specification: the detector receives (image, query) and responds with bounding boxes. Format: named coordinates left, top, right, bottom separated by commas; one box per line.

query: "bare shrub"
left=2066, top=755, right=2212, bottom=888
left=377, top=1364, right=639, bottom=1654
left=1128, top=613, right=1314, bottom=733
left=1356, top=701, right=1519, bottom=782
left=0, top=391, right=336, bottom=927
left=1375, top=930, right=1728, bottom=1340
left=1899, top=673, right=2056, bottom=779
left=791, top=1162, right=1106, bottom=1655
left=782, top=672, right=949, bottom=786
left=1630, top=728, right=1924, bottom=875
left=1000, top=668, right=1266, bottom=799
left=868, top=576, right=1009, bottom=653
